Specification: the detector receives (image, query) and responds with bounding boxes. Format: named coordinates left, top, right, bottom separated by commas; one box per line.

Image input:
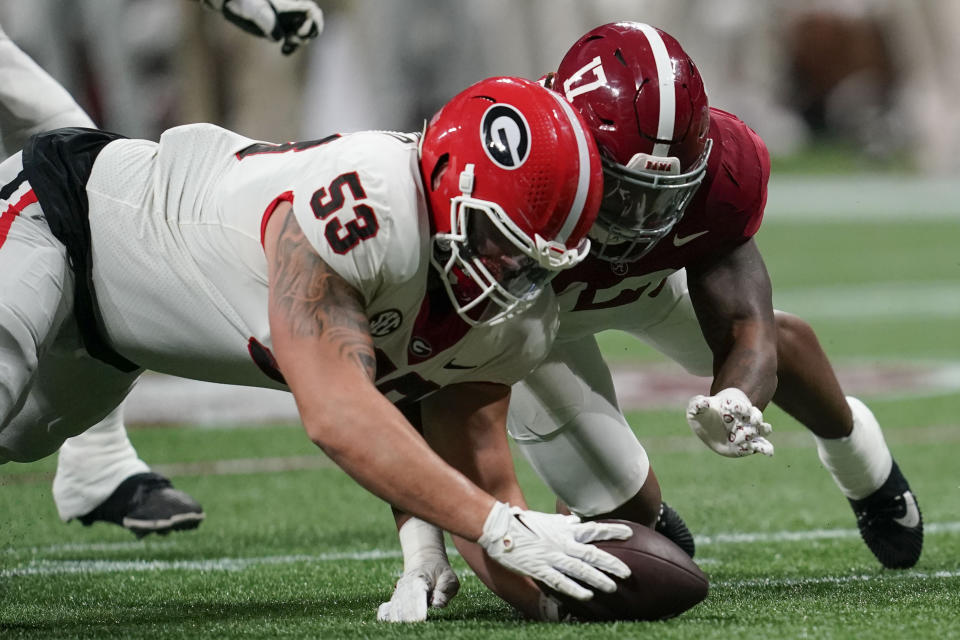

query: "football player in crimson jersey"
left=378, top=22, right=923, bottom=622
left=0, top=65, right=651, bottom=606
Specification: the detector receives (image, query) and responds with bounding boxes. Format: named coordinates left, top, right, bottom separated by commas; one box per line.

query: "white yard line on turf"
left=715, top=569, right=960, bottom=589
left=5, top=522, right=959, bottom=577
left=697, top=521, right=960, bottom=545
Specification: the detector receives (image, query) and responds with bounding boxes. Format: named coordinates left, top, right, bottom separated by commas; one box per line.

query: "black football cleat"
left=655, top=502, right=695, bottom=558
left=848, top=461, right=923, bottom=569
left=78, top=472, right=205, bottom=539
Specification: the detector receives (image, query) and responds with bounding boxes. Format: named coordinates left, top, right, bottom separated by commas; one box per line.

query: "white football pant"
left=508, top=270, right=713, bottom=517
left=0, top=153, right=141, bottom=469
left=0, top=33, right=145, bottom=519
left=509, top=269, right=894, bottom=515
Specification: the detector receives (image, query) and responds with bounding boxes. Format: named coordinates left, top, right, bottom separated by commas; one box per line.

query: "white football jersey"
left=85, top=123, right=557, bottom=408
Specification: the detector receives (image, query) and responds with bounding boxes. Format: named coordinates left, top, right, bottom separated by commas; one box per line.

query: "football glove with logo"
left=377, top=518, right=459, bottom=623
left=477, top=501, right=632, bottom=601
left=687, top=387, right=774, bottom=457
left=201, top=0, right=323, bottom=54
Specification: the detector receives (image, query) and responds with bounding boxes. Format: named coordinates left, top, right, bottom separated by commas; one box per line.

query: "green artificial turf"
left=2, top=210, right=959, bottom=639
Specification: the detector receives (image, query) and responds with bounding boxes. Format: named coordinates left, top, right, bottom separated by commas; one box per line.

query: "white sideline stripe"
left=766, top=176, right=960, bottom=220
left=0, top=550, right=404, bottom=578
left=5, top=522, right=959, bottom=578
left=774, top=281, right=960, bottom=320
left=119, top=356, right=960, bottom=427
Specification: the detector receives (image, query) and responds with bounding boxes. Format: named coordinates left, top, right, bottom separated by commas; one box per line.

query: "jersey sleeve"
left=708, top=108, right=771, bottom=240
left=288, top=133, right=425, bottom=304
left=220, top=131, right=424, bottom=305
left=672, top=108, right=771, bottom=269
left=738, top=120, right=771, bottom=237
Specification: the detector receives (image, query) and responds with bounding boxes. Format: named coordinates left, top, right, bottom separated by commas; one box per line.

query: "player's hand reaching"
left=477, top=502, right=632, bottom=602
left=686, top=387, right=774, bottom=457
left=377, top=519, right=459, bottom=623
left=202, top=0, right=323, bottom=54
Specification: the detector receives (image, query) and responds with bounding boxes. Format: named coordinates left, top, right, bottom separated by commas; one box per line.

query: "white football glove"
left=202, top=0, right=323, bottom=54
left=477, top=501, right=632, bottom=602
left=686, top=387, right=774, bottom=458
left=377, top=518, right=459, bottom=623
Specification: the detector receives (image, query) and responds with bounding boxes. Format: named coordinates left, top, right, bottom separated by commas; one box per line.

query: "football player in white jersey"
left=0, top=66, right=652, bottom=608
left=377, top=23, right=923, bottom=622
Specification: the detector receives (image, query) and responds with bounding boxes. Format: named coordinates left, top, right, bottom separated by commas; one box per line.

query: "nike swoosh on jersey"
left=672, top=230, right=710, bottom=247
left=443, top=360, right=477, bottom=370
left=893, top=491, right=921, bottom=528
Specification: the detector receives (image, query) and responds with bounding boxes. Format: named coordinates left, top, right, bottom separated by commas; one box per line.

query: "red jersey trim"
left=260, top=191, right=294, bottom=247
left=0, top=189, right=38, bottom=250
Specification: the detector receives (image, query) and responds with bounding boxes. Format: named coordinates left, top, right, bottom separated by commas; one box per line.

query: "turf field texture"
left=2, top=176, right=959, bottom=638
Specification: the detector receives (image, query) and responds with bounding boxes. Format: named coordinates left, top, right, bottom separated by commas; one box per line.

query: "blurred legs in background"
left=0, top=20, right=204, bottom=537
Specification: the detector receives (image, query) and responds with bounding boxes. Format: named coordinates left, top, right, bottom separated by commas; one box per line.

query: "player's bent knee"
left=514, top=411, right=652, bottom=518
left=0, top=321, right=40, bottom=429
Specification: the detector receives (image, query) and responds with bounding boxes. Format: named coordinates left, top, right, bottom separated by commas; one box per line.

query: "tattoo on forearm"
left=270, top=211, right=376, bottom=380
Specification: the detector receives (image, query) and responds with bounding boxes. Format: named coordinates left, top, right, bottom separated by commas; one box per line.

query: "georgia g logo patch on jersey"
left=481, top=104, right=530, bottom=169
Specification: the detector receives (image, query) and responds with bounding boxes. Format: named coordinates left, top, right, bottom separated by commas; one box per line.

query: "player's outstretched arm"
left=263, top=205, right=631, bottom=603
left=264, top=203, right=489, bottom=537
left=686, top=239, right=778, bottom=457
left=198, top=0, right=323, bottom=54
left=419, top=383, right=543, bottom=619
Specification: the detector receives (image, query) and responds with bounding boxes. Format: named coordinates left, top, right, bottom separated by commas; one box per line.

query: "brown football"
left=542, top=519, right=708, bottom=622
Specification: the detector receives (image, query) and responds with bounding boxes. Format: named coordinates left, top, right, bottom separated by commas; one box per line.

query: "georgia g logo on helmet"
left=480, top=104, right=531, bottom=169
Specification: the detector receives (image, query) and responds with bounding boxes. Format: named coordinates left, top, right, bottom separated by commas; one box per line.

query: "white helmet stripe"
left=548, top=90, right=592, bottom=243
left=637, top=23, right=675, bottom=158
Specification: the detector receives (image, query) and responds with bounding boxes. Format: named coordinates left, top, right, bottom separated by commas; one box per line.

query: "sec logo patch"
left=369, top=309, right=402, bottom=337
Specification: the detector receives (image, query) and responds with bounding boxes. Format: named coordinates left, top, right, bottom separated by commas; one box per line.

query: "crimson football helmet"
left=420, top=76, right=603, bottom=325
left=554, top=22, right=712, bottom=262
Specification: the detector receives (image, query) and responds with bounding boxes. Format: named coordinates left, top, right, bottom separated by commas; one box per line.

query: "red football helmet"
left=420, top=76, right=603, bottom=325
left=554, top=22, right=712, bottom=262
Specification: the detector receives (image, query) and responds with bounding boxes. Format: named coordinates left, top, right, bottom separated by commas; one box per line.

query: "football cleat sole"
left=124, top=511, right=206, bottom=539
left=78, top=472, right=205, bottom=539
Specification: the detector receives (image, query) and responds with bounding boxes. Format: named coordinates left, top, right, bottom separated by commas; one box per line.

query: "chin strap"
left=459, top=164, right=475, bottom=196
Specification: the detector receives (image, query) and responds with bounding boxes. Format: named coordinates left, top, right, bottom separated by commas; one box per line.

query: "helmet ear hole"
left=430, top=153, right=450, bottom=192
